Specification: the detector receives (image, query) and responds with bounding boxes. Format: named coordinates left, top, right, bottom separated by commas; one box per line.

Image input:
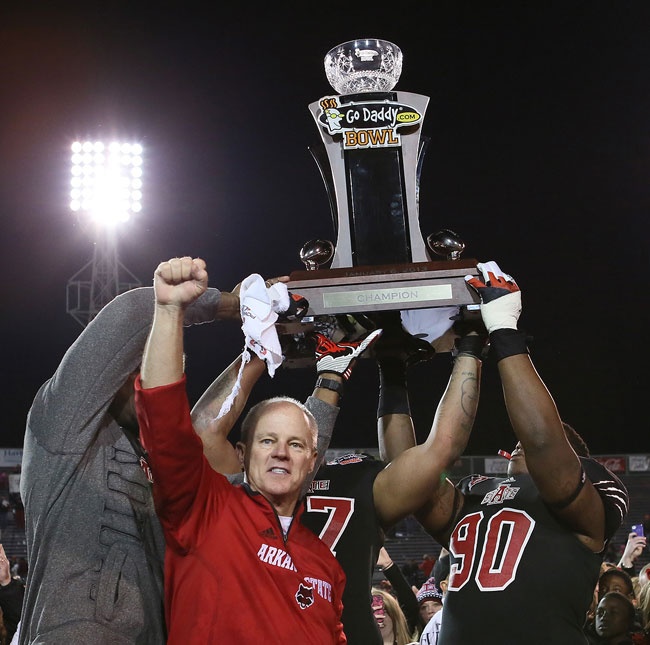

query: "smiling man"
left=135, top=257, right=346, bottom=644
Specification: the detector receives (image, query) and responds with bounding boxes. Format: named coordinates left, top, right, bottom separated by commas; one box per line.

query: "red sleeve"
left=135, top=374, right=230, bottom=551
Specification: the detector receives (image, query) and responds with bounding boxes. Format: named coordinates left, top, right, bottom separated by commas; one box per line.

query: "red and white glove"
left=465, top=261, right=521, bottom=334
left=314, top=329, right=382, bottom=380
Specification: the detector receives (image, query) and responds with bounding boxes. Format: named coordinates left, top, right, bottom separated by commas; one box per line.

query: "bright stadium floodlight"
left=69, top=140, right=143, bottom=225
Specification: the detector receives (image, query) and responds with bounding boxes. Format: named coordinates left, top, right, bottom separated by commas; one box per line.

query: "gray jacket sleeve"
left=27, top=287, right=222, bottom=453
left=305, top=396, right=338, bottom=466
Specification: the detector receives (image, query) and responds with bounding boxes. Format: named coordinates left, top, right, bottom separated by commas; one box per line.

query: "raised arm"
left=29, top=283, right=236, bottom=453
left=192, top=330, right=379, bottom=485
left=467, top=261, right=606, bottom=551
left=374, top=310, right=454, bottom=462
left=192, top=353, right=266, bottom=474
left=373, top=339, right=482, bottom=536
left=136, top=257, right=217, bottom=533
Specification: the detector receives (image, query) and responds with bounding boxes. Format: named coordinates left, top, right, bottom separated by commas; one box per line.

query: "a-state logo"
left=481, top=483, right=520, bottom=506
left=295, top=583, right=314, bottom=610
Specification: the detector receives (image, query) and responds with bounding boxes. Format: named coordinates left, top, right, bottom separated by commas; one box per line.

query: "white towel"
left=215, top=274, right=290, bottom=419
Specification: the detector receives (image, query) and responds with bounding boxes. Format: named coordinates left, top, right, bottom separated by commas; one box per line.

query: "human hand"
left=620, top=531, right=646, bottom=567
left=465, top=261, right=521, bottom=334
left=376, top=547, right=394, bottom=570
left=0, top=544, right=10, bottom=586
left=314, top=328, right=383, bottom=380
left=153, top=257, right=208, bottom=309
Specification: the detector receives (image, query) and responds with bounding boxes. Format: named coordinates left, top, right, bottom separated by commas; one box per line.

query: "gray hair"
left=240, top=397, right=317, bottom=450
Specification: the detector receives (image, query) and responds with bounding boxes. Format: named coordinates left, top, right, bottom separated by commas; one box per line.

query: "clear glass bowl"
left=324, top=39, right=403, bottom=94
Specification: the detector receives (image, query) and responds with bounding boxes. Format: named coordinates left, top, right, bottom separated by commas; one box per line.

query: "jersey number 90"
left=448, top=509, right=535, bottom=592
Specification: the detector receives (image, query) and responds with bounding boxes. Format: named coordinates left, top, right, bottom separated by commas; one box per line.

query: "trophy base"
left=277, top=259, right=481, bottom=368
left=287, top=259, right=479, bottom=315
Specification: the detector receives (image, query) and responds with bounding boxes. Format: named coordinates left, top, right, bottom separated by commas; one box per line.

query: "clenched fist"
left=154, top=257, right=208, bottom=308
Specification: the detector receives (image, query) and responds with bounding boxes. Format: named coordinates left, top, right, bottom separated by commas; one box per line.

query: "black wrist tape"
left=377, top=357, right=411, bottom=418
left=489, top=328, right=529, bottom=362
left=454, top=335, right=487, bottom=361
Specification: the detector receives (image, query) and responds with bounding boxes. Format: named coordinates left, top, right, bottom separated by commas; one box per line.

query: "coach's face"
left=237, top=402, right=317, bottom=516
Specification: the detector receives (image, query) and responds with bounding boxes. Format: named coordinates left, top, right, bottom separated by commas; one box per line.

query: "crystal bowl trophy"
left=279, top=39, right=479, bottom=365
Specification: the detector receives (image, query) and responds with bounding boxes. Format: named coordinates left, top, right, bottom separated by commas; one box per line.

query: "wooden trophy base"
left=277, top=259, right=480, bottom=368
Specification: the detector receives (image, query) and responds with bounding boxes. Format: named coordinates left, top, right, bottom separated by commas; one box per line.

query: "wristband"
left=489, top=328, right=529, bottom=362
left=453, top=335, right=488, bottom=361
left=315, top=377, right=345, bottom=398
left=377, top=357, right=411, bottom=417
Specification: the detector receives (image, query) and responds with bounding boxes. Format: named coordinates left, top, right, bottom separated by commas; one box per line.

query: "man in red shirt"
left=135, top=256, right=346, bottom=644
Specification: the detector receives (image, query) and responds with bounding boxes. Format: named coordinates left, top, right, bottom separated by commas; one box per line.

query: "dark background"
left=1, top=3, right=648, bottom=454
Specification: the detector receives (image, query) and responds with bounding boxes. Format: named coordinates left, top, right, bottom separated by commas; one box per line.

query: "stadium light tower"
left=66, top=140, right=143, bottom=327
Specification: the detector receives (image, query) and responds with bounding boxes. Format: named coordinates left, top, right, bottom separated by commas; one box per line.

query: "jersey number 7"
left=306, top=496, right=355, bottom=556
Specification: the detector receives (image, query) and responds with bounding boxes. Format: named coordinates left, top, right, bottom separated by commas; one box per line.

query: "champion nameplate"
left=322, top=284, right=453, bottom=308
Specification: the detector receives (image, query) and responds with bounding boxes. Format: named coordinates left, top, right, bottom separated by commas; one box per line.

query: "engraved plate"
left=322, top=284, right=453, bottom=308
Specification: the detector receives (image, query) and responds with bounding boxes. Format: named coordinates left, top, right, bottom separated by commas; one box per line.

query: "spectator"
left=371, top=587, right=417, bottom=645
left=377, top=547, right=421, bottom=637
left=418, top=555, right=435, bottom=579
left=0, top=545, right=23, bottom=644
left=591, top=592, right=640, bottom=645
left=415, top=578, right=442, bottom=626
left=619, top=532, right=647, bottom=578
left=639, top=582, right=650, bottom=637
left=586, top=569, right=642, bottom=641
left=0, top=500, right=10, bottom=539
left=419, top=574, right=448, bottom=645
left=639, top=564, right=650, bottom=589
left=600, top=570, right=637, bottom=603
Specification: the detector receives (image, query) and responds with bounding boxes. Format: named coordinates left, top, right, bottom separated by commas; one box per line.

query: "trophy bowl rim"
left=324, top=38, right=402, bottom=59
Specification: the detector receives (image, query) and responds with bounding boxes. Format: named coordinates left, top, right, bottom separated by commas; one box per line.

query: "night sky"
left=1, top=3, right=648, bottom=455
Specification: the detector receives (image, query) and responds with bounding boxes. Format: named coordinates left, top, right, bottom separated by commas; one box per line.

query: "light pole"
left=66, top=140, right=144, bottom=327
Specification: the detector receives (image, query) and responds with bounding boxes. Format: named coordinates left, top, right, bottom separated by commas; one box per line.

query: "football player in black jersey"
left=191, top=317, right=483, bottom=644
left=411, top=261, right=629, bottom=645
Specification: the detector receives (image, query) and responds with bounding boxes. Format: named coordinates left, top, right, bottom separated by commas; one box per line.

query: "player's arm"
left=191, top=353, right=266, bottom=474
left=374, top=309, right=457, bottom=462
left=373, top=348, right=481, bottom=538
left=190, top=275, right=291, bottom=473
left=467, top=261, right=606, bottom=551
left=373, top=314, right=419, bottom=462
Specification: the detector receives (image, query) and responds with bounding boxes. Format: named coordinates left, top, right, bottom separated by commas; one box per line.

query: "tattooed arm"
left=372, top=354, right=481, bottom=533
left=192, top=353, right=267, bottom=474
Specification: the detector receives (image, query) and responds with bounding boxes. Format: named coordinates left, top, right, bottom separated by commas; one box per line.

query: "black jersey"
left=439, top=458, right=628, bottom=645
left=301, top=453, right=386, bottom=645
